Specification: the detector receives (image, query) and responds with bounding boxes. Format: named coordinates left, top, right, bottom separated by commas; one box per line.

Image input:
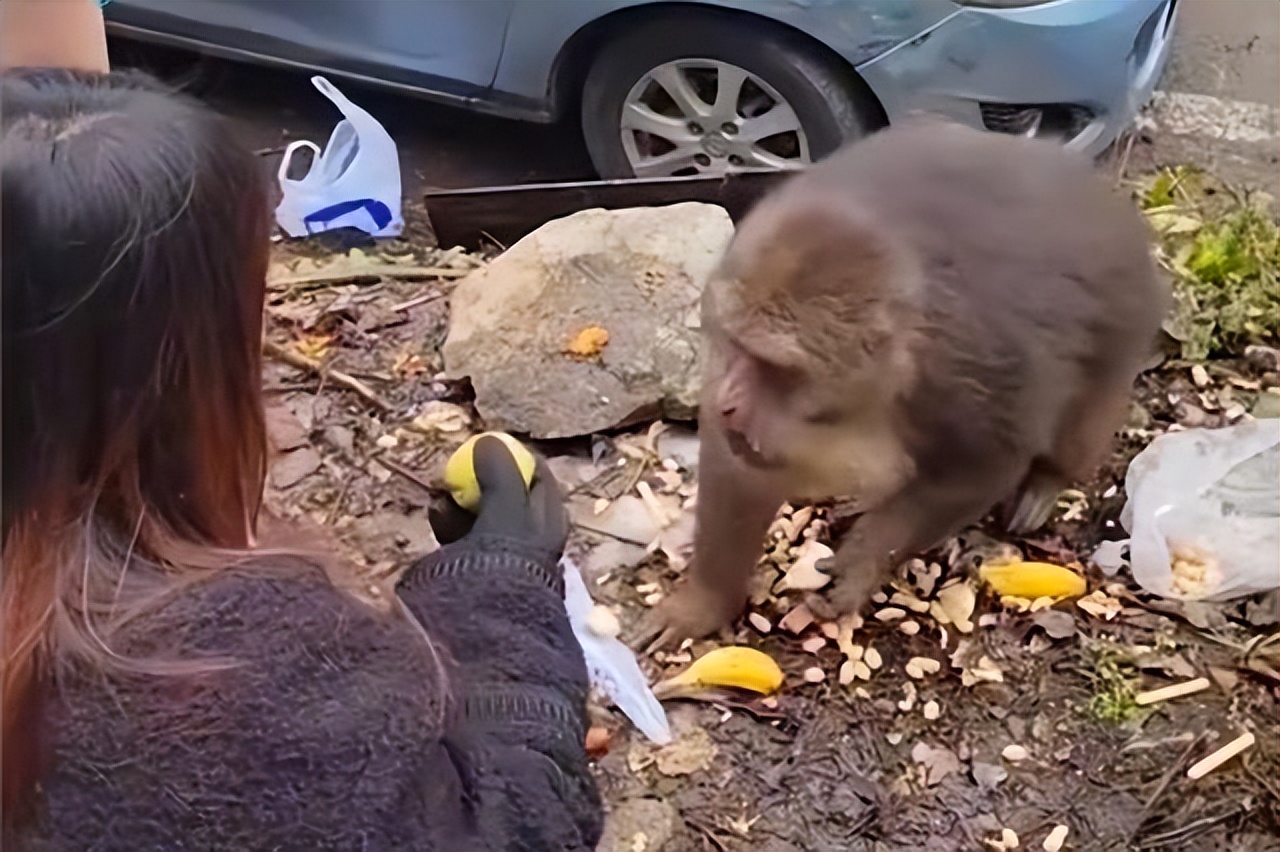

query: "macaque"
left=638, top=119, right=1170, bottom=648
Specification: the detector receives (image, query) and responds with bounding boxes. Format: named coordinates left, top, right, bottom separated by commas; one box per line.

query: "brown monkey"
left=638, top=118, right=1170, bottom=648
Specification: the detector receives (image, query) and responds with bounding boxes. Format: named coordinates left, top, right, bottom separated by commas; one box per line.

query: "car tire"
left=580, top=13, right=882, bottom=179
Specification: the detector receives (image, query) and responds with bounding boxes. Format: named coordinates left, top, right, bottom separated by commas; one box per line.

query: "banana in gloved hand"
left=443, top=431, right=537, bottom=512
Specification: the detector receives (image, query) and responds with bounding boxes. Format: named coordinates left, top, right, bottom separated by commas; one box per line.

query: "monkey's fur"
left=639, top=119, right=1170, bottom=648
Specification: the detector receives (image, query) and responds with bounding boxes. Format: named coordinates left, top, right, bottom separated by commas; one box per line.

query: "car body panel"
left=858, top=0, right=1178, bottom=155
left=492, top=0, right=957, bottom=105
left=107, top=0, right=517, bottom=110
left=104, top=0, right=1177, bottom=157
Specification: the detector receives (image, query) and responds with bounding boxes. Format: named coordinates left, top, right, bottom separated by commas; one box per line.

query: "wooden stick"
left=262, top=340, right=393, bottom=412
left=1187, top=731, right=1256, bottom=780
left=268, top=265, right=470, bottom=290
left=371, top=454, right=448, bottom=498
left=390, top=291, right=447, bottom=312
left=1135, top=677, right=1211, bottom=706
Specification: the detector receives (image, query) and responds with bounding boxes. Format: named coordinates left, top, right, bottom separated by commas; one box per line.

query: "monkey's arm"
left=826, top=458, right=1026, bottom=614
left=633, top=420, right=785, bottom=651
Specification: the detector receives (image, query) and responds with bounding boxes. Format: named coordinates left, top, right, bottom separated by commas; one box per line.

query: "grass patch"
left=1084, top=642, right=1142, bottom=725
left=1136, top=166, right=1279, bottom=361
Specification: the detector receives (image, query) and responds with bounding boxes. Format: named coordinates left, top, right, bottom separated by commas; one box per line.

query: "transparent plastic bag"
left=562, top=557, right=671, bottom=745
left=274, top=76, right=403, bottom=239
left=1114, top=419, right=1280, bottom=601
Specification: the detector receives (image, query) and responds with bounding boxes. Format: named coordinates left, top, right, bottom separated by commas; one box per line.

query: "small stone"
left=803, top=666, right=826, bottom=684
left=801, top=636, right=827, bottom=654
left=874, top=607, right=908, bottom=622
left=1002, top=744, right=1029, bottom=762
left=748, top=612, right=772, bottom=634
left=899, top=620, right=921, bottom=636
left=864, top=647, right=883, bottom=670
left=923, top=700, right=941, bottom=720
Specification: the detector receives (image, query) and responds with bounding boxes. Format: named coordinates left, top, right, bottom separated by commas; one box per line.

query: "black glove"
left=426, top=435, right=568, bottom=564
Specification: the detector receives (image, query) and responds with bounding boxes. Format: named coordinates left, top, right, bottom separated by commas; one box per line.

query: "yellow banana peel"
left=979, top=560, right=1087, bottom=600
left=652, top=646, right=785, bottom=701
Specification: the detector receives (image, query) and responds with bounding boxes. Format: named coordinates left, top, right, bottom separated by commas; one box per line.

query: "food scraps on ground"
left=652, top=646, right=785, bottom=700
left=1135, top=677, right=1210, bottom=706
left=979, top=560, right=1087, bottom=600
left=1042, top=824, right=1069, bottom=852
left=1187, top=731, right=1256, bottom=780
left=585, top=605, right=622, bottom=639
left=564, top=325, right=610, bottom=359
left=1002, top=744, right=1029, bottom=762
left=986, top=828, right=1020, bottom=850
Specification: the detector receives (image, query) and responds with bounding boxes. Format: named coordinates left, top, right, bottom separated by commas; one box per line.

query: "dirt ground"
left=257, top=176, right=1279, bottom=852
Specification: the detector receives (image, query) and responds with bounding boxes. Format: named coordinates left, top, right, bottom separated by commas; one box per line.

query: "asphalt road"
left=108, top=0, right=1279, bottom=217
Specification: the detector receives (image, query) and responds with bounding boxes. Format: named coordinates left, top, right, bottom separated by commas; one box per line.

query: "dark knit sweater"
left=18, top=535, right=603, bottom=851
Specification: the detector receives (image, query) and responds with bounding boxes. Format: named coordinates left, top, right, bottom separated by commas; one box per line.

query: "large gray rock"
left=442, top=203, right=733, bottom=439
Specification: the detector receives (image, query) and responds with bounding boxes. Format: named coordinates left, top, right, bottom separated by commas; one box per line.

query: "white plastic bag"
left=1113, top=419, right=1280, bottom=601
left=561, top=557, right=671, bottom=745
left=274, top=76, right=403, bottom=239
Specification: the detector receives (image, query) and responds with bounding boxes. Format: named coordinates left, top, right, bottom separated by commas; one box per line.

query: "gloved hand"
left=426, top=434, right=568, bottom=564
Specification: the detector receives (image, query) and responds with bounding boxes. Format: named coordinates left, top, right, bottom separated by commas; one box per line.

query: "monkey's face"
left=706, top=316, right=864, bottom=475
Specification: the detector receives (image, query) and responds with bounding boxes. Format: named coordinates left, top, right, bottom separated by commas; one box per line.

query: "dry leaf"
left=565, top=325, right=610, bottom=359
left=911, top=742, right=962, bottom=786
left=937, top=582, right=976, bottom=633
left=1076, top=589, right=1123, bottom=620
left=410, top=401, right=471, bottom=434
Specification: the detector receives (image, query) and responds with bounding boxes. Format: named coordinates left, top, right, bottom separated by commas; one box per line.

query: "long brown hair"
left=2, top=68, right=271, bottom=825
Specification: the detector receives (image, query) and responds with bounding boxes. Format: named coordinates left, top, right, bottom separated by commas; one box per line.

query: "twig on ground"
left=390, top=291, right=448, bottom=312
left=268, top=265, right=469, bottom=291
left=371, top=454, right=449, bottom=499
left=263, top=340, right=393, bottom=412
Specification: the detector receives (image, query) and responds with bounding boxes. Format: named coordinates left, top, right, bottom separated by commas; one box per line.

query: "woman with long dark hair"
left=2, top=57, right=602, bottom=852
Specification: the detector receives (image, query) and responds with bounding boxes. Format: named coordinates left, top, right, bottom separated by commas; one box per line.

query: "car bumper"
left=857, top=0, right=1179, bottom=157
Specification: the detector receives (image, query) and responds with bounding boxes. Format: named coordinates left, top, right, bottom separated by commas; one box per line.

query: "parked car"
left=105, top=0, right=1179, bottom=180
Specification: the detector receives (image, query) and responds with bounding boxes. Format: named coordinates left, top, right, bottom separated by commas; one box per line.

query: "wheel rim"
left=619, top=59, right=812, bottom=178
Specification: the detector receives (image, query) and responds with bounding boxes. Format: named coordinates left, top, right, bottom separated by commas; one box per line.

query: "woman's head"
left=2, top=68, right=271, bottom=819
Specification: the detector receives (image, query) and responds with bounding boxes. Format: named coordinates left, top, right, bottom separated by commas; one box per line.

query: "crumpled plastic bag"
left=274, top=76, right=403, bottom=239
left=561, top=557, right=671, bottom=745
left=1108, top=418, right=1279, bottom=601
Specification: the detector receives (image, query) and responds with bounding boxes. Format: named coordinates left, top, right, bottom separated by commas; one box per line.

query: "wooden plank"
left=424, top=170, right=794, bottom=250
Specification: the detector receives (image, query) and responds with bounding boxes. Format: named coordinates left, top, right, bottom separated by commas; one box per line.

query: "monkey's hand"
left=628, top=580, right=741, bottom=655
left=819, top=546, right=890, bottom=618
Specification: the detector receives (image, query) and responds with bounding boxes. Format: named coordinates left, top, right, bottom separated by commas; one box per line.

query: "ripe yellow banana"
left=443, top=431, right=536, bottom=512
left=979, top=560, right=1087, bottom=600
left=653, top=646, right=784, bottom=700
